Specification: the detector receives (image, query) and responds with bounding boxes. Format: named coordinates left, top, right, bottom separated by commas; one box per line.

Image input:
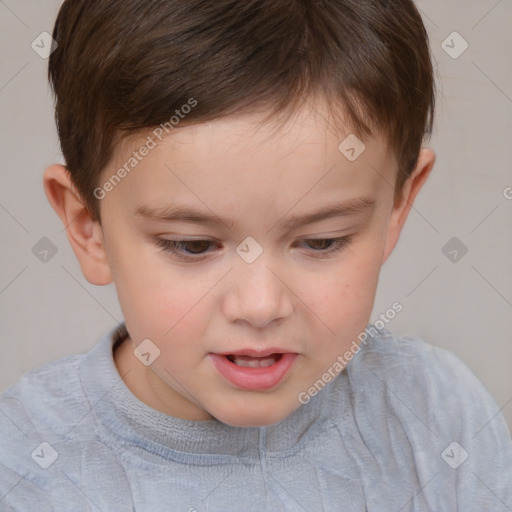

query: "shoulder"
left=337, top=325, right=512, bottom=506
left=345, top=326, right=508, bottom=433
left=347, top=326, right=499, bottom=414
left=349, top=326, right=471, bottom=382
left=0, top=352, right=90, bottom=438
left=0, top=352, right=96, bottom=506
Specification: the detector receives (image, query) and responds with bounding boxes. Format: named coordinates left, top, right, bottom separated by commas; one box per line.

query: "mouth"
left=209, top=351, right=298, bottom=390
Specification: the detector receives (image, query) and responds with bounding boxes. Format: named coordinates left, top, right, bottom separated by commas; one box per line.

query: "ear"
left=43, top=164, right=113, bottom=285
left=381, top=148, right=436, bottom=264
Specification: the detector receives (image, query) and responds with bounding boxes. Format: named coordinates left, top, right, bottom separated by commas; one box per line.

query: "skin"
left=43, top=100, right=435, bottom=427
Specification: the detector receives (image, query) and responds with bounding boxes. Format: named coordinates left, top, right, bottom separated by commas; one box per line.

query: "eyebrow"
left=135, top=196, right=375, bottom=231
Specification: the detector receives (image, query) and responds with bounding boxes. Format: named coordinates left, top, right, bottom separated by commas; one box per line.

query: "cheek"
left=110, top=239, right=211, bottom=335
left=306, top=241, right=384, bottom=333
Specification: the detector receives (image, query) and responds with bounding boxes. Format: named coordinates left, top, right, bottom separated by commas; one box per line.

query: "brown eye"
left=179, top=240, right=211, bottom=254
left=304, top=239, right=333, bottom=250
left=300, top=236, right=353, bottom=257
left=155, top=238, right=216, bottom=259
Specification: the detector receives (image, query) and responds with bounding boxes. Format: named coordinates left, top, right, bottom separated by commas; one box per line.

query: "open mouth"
left=209, top=352, right=298, bottom=390
left=225, top=353, right=283, bottom=368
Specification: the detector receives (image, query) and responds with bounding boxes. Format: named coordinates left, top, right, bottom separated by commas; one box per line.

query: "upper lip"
left=214, top=348, right=295, bottom=358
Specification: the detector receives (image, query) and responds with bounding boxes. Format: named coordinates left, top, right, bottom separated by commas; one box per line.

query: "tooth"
left=231, top=355, right=278, bottom=368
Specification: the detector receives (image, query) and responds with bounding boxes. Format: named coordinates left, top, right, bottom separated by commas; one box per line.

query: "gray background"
left=1, top=1, right=511, bottom=430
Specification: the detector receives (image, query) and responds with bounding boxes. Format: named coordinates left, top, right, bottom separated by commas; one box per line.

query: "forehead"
left=105, top=103, right=395, bottom=217
left=152, top=103, right=384, bottom=162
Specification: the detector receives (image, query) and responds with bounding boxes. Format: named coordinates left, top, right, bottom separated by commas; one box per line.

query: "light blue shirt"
left=1, top=322, right=511, bottom=511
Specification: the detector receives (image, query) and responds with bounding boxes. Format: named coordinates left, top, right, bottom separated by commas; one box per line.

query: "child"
left=1, top=0, right=511, bottom=510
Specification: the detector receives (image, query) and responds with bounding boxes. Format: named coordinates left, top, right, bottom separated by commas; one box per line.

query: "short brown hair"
left=48, top=0, right=435, bottom=222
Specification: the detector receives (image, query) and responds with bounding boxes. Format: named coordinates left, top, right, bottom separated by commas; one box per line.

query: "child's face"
left=63, top=102, right=433, bottom=426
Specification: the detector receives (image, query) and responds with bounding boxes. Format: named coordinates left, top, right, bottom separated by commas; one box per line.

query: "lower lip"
left=209, top=353, right=298, bottom=390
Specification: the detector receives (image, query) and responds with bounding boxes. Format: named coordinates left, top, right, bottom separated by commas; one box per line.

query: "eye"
left=154, top=235, right=353, bottom=261
left=299, top=236, right=353, bottom=257
left=155, top=238, right=216, bottom=259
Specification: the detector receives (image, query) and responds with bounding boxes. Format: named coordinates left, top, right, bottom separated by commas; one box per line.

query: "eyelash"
left=154, top=236, right=353, bottom=261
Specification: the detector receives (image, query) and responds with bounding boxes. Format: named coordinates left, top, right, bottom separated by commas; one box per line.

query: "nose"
left=222, top=254, right=294, bottom=329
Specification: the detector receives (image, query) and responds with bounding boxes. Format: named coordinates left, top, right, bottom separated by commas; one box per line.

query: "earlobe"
left=43, top=164, right=113, bottom=285
left=381, top=148, right=436, bottom=264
